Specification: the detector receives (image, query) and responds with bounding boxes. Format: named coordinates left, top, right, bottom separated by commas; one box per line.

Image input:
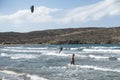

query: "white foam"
left=117, top=58, right=120, bottom=60
left=0, top=53, right=7, bottom=57
left=74, top=65, right=120, bottom=73
left=70, top=47, right=88, bottom=50
left=1, top=49, right=10, bottom=51
left=90, top=46, right=120, bottom=49
left=0, top=69, right=48, bottom=80
left=42, top=52, right=118, bottom=61
left=75, top=54, right=109, bottom=60
left=1, top=52, right=118, bottom=61
left=5, top=47, right=23, bottom=49
left=0, top=53, right=38, bottom=59
left=44, top=52, right=70, bottom=57
left=2, top=49, right=32, bottom=52
left=83, top=49, right=120, bottom=53
left=48, top=64, right=120, bottom=73
left=1, top=48, right=44, bottom=53
left=0, top=70, right=18, bottom=75
left=27, top=74, right=48, bottom=80
left=88, top=55, right=108, bottom=59
left=79, top=54, right=119, bottom=61
left=70, top=48, right=79, bottom=50
left=49, top=66, right=67, bottom=70
left=10, top=49, right=42, bottom=53
left=27, top=47, right=48, bottom=50
left=11, top=54, right=38, bottom=59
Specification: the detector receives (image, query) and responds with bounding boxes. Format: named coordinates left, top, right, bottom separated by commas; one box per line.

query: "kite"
left=30, top=5, right=34, bottom=13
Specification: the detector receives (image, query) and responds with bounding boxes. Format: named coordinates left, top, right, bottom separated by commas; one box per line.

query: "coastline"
left=0, top=27, right=120, bottom=45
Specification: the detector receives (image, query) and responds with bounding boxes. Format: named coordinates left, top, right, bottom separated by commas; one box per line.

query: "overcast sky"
left=0, top=0, right=120, bottom=32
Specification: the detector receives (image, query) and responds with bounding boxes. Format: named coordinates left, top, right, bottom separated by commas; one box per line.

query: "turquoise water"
left=0, top=44, right=120, bottom=80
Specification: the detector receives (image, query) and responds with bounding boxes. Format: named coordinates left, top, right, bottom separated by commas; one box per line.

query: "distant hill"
left=1, top=27, right=120, bottom=44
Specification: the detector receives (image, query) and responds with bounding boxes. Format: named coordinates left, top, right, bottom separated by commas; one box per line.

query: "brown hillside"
left=0, top=27, right=120, bottom=44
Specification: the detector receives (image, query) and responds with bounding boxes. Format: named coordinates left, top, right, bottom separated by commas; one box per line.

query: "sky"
left=0, top=0, right=120, bottom=32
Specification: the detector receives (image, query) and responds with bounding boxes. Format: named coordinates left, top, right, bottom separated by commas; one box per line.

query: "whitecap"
left=0, top=53, right=39, bottom=59
left=70, top=48, right=79, bottom=50
left=26, top=47, right=48, bottom=50
left=47, top=64, right=120, bottom=73
left=75, top=54, right=109, bottom=60
left=0, top=70, right=18, bottom=75
left=68, top=65, right=120, bottom=73
left=0, top=53, right=7, bottom=57
left=90, top=46, right=120, bottom=49
left=27, top=74, right=48, bottom=80
left=88, top=55, right=108, bottom=60
left=10, top=49, right=42, bottom=53
left=5, top=47, right=23, bottom=49
left=44, top=52, right=70, bottom=57
left=0, top=69, right=48, bottom=80
left=83, top=49, right=120, bottom=53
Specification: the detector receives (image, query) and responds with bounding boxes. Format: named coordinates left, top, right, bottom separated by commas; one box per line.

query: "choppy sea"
left=1, top=44, right=120, bottom=80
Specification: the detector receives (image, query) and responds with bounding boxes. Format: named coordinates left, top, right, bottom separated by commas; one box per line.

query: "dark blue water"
left=1, top=44, right=120, bottom=80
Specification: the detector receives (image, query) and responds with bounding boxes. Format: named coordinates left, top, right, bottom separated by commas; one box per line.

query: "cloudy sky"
left=0, top=0, right=120, bottom=32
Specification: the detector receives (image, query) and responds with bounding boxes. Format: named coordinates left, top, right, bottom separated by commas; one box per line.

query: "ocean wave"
left=5, top=46, right=23, bottom=49
left=1, top=48, right=47, bottom=53
left=74, top=54, right=118, bottom=61
left=11, top=49, right=43, bottom=53
left=90, top=46, right=120, bottom=49
left=70, top=48, right=79, bottom=50
left=69, top=47, right=89, bottom=51
left=48, top=65, right=120, bottom=73
left=42, top=52, right=118, bottom=61
left=1, top=49, right=44, bottom=53
left=83, top=49, right=120, bottom=53
left=43, top=52, right=119, bottom=61
left=27, top=74, right=48, bottom=80
left=88, top=55, right=108, bottom=59
left=1, top=52, right=118, bottom=61
left=26, top=47, right=49, bottom=50
left=0, top=69, right=48, bottom=80
left=44, top=52, right=70, bottom=57
left=69, top=46, right=120, bottom=51
left=75, top=65, right=120, bottom=73
left=2, top=47, right=57, bottom=52
left=0, top=53, right=39, bottom=59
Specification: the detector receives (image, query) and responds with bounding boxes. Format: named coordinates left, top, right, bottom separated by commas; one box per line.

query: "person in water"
left=71, top=54, right=75, bottom=65
left=59, top=47, right=63, bottom=53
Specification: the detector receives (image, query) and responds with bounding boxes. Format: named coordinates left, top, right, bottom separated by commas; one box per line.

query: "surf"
left=0, top=53, right=39, bottom=59
left=0, top=69, right=48, bottom=80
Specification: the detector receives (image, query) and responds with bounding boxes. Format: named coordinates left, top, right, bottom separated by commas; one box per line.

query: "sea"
left=1, top=44, right=120, bottom=80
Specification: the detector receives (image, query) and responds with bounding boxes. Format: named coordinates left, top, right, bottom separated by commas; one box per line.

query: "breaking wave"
left=0, top=53, right=39, bottom=59
left=83, top=49, right=120, bottom=53
left=3, top=49, right=44, bottom=53
left=48, top=64, right=120, bottom=73
left=0, top=69, right=48, bottom=80
left=0, top=52, right=119, bottom=61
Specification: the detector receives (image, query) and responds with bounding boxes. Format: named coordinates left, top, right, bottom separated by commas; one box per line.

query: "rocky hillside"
left=0, top=27, right=120, bottom=44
